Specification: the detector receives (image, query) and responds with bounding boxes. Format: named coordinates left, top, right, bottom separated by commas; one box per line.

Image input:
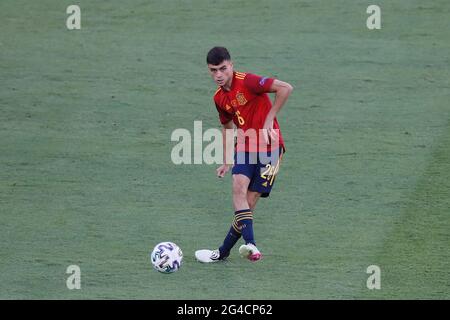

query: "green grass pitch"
left=0, top=0, right=449, bottom=299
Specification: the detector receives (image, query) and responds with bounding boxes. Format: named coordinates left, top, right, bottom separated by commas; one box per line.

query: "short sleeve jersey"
left=213, top=71, right=285, bottom=152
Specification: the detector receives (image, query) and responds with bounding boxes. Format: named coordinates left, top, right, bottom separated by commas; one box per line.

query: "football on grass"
left=150, top=242, right=183, bottom=273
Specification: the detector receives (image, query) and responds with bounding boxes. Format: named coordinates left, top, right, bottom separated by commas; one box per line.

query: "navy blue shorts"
left=232, top=148, right=284, bottom=198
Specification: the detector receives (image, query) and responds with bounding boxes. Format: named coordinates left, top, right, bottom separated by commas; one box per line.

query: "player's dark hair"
left=206, top=47, right=231, bottom=65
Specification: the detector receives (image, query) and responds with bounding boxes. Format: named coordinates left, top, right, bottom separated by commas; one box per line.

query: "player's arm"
left=243, top=74, right=293, bottom=141
left=217, top=120, right=234, bottom=178
left=261, top=79, right=293, bottom=142
left=264, top=79, right=293, bottom=129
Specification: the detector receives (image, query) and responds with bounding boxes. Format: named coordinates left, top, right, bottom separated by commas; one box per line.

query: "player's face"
left=208, top=60, right=234, bottom=88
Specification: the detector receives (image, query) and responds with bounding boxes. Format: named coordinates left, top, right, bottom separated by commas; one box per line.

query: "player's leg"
left=247, top=190, right=261, bottom=212
left=232, top=174, right=256, bottom=243
left=215, top=174, right=252, bottom=259
left=239, top=149, right=284, bottom=261
left=195, top=175, right=252, bottom=263
left=232, top=174, right=251, bottom=211
left=230, top=173, right=263, bottom=261
left=236, top=190, right=263, bottom=261
left=217, top=164, right=255, bottom=260
left=195, top=154, right=255, bottom=263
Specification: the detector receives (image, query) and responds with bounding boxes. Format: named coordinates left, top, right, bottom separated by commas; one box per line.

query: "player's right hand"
left=216, top=164, right=231, bottom=178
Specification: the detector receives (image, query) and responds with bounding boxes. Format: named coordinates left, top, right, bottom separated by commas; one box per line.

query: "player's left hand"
left=262, top=120, right=278, bottom=144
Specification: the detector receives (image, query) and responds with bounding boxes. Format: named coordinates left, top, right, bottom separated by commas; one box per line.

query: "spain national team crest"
left=236, top=92, right=247, bottom=106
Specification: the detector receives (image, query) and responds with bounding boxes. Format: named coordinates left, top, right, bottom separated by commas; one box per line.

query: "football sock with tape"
left=218, top=224, right=241, bottom=259
left=219, top=209, right=256, bottom=258
left=235, top=209, right=255, bottom=245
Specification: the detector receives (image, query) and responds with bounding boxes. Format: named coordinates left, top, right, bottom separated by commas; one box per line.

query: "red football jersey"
left=213, top=71, right=285, bottom=152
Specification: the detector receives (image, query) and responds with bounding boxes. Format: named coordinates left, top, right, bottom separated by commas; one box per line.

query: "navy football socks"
left=219, top=209, right=255, bottom=258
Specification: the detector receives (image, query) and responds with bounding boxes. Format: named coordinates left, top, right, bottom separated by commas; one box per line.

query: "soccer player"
left=195, top=47, right=293, bottom=263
